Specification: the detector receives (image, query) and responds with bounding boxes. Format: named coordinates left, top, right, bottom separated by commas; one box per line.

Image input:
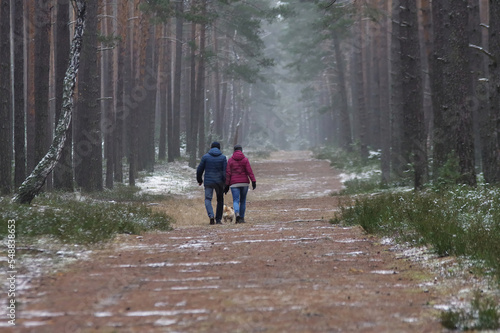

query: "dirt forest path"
left=11, top=151, right=447, bottom=332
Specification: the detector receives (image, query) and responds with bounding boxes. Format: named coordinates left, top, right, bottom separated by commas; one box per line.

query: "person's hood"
left=232, top=150, right=245, bottom=161
left=209, top=147, right=222, bottom=156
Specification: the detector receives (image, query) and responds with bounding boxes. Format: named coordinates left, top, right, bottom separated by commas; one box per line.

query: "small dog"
left=223, top=205, right=235, bottom=224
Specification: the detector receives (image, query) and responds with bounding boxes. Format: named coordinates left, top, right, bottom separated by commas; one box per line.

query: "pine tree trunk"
left=13, top=0, right=26, bottom=188
left=143, top=23, right=156, bottom=172
left=485, top=0, right=500, bottom=183
left=158, top=24, right=168, bottom=161
left=437, top=0, right=476, bottom=185
left=102, top=0, right=115, bottom=189
left=213, top=22, right=223, bottom=139
left=166, top=21, right=174, bottom=162
left=197, top=1, right=207, bottom=159
left=378, top=1, right=391, bottom=184
left=26, top=2, right=36, bottom=175
left=431, top=0, right=449, bottom=176
left=114, top=0, right=128, bottom=183
left=332, top=32, right=352, bottom=152
left=390, top=0, right=404, bottom=179
left=400, top=0, right=427, bottom=189
left=75, top=0, right=102, bottom=192
left=34, top=0, right=51, bottom=180
left=188, top=21, right=198, bottom=168
left=0, top=0, right=12, bottom=195
left=355, top=11, right=369, bottom=160
left=13, top=0, right=87, bottom=204
left=170, top=1, right=184, bottom=161
left=468, top=0, right=486, bottom=178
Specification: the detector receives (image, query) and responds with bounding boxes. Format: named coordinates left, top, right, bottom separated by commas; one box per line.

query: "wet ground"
left=2, top=151, right=472, bottom=332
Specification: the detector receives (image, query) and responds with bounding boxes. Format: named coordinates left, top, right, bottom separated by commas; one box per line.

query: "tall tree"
left=13, top=0, right=87, bottom=204
left=114, top=0, right=128, bottom=183
left=34, top=0, right=51, bottom=184
left=26, top=1, right=36, bottom=174
left=452, top=1, right=476, bottom=186
left=485, top=0, right=500, bottom=183
left=354, top=5, right=369, bottom=160
left=158, top=23, right=169, bottom=161
left=390, top=0, right=404, bottom=178
left=75, top=0, right=103, bottom=192
left=399, top=0, right=427, bottom=189
left=377, top=1, right=391, bottom=184
left=13, top=0, right=26, bottom=188
left=188, top=18, right=198, bottom=168
left=53, top=0, right=73, bottom=191
left=0, top=0, right=12, bottom=194
left=433, top=0, right=476, bottom=185
left=332, top=33, right=352, bottom=152
left=196, top=0, right=207, bottom=159
left=170, top=0, right=184, bottom=161
left=159, top=22, right=173, bottom=161
left=102, top=0, right=115, bottom=189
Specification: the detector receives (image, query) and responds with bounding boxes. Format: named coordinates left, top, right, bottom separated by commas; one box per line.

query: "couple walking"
left=196, top=142, right=256, bottom=225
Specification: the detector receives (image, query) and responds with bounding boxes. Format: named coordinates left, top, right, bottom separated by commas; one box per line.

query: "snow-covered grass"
left=0, top=195, right=173, bottom=245
left=136, top=161, right=198, bottom=198
left=332, top=185, right=500, bottom=328
left=334, top=185, right=500, bottom=273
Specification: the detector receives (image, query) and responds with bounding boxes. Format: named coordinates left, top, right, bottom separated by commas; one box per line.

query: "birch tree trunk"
left=13, top=0, right=87, bottom=204
left=53, top=0, right=73, bottom=191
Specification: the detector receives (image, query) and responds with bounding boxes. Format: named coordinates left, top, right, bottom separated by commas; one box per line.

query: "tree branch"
left=469, top=43, right=496, bottom=61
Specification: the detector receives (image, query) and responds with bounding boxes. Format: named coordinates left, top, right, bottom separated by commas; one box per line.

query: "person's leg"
left=214, top=184, right=224, bottom=223
left=231, top=187, right=240, bottom=216
left=239, top=186, right=249, bottom=219
left=204, top=187, right=215, bottom=220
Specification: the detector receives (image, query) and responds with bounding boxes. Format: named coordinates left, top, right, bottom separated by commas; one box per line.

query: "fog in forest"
left=0, top=0, right=498, bottom=195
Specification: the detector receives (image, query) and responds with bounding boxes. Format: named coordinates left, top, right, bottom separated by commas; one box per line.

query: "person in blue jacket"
left=196, top=142, right=227, bottom=225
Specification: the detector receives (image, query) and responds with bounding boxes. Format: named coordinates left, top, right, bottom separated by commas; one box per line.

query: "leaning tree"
left=12, top=0, right=87, bottom=204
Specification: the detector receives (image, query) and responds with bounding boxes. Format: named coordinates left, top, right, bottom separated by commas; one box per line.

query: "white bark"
left=12, top=0, right=87, bottom=204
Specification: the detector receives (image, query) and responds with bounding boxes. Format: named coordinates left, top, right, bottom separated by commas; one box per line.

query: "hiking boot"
left=216, top=219, right=222, bottom=225
left=210, top=218, right=215, bottom=225
left=239, top=217, right=246, bottom=223
left=235, top=216, right=241, bottom=224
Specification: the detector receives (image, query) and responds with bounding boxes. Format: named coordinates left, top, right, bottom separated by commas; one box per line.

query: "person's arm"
left=196, top=157, right=205, bottom=185
left=245, top=159, right=256, bottom=189
left=225, top=159, right=232, bottom=185
left=245, top=159, right=256, bottom=183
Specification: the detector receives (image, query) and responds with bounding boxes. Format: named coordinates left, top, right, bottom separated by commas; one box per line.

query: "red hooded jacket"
left=226, top=150, right=256, bottom=186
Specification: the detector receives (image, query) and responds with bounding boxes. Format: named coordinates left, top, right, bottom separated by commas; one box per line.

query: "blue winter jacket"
left=196, top=148, right=227, bottom=186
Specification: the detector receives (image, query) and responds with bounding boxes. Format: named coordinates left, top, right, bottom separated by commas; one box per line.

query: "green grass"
left=0, top=193, right=173, bottom=245
left=333, top=185, right=500, bottom=328
left=333, top=185, right=500, bottom=273
left=441, top=290, right=500, bottom=330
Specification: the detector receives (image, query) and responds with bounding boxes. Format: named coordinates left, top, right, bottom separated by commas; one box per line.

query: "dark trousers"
left=204, top=183, right=224, bottom=221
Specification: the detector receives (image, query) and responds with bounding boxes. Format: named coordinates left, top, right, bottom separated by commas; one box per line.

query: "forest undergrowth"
left=0, top=185, right=173, bottom=246
left=315, top=145, right=500, bottom=330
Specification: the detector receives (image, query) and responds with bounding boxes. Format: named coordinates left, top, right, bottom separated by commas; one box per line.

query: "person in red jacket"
left=224, top=144, right=256, bottom=223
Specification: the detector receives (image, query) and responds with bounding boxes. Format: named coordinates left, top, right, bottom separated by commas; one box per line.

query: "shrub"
left=0, top=196, right=173, bottom=245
